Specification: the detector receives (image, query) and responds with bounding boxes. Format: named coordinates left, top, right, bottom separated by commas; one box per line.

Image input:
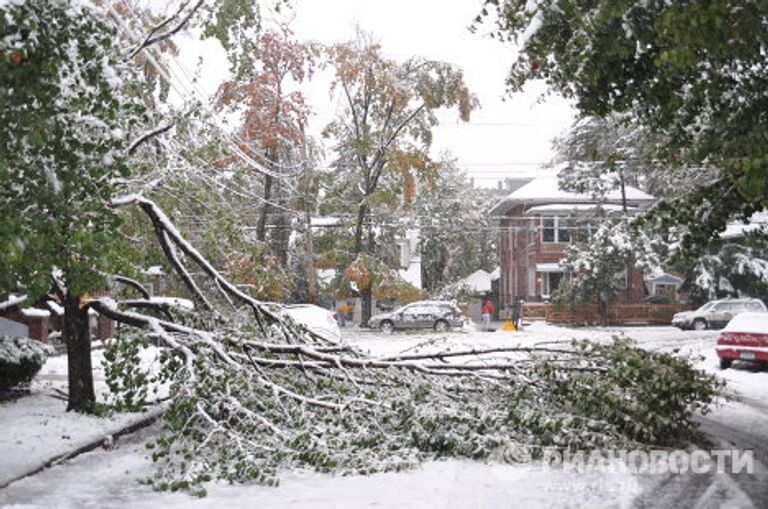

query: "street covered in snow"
left=2, top=323, right=767, bottom=508
left=3, top=0, right=768, bottom=507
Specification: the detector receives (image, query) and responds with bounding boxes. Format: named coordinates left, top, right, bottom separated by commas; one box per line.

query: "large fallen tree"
left=90, top=195, right=722, bottom=496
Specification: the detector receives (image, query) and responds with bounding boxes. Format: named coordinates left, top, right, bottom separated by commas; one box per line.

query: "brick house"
left=489, top=176, right=656, bottom=309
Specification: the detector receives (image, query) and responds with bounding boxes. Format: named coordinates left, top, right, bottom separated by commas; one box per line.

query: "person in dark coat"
left=511, top=299, right=522, bottom=330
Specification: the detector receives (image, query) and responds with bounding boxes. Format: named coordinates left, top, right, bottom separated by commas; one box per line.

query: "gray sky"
left=290, top=0, right=576, bottom=187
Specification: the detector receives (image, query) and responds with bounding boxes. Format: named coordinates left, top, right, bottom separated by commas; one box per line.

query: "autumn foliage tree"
left=216, top=25, right=317, bottom=262
left=323, top=37, right=477, bottom=324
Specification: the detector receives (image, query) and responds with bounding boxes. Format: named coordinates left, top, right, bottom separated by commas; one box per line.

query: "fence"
left=520, top=303, right=694, bottom=326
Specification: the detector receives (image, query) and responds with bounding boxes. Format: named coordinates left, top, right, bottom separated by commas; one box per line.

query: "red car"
left=716, top=312, right=768, bottom=369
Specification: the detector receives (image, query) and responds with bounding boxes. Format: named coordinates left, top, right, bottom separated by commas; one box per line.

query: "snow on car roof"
left=723, top=312, right=768, bottom=333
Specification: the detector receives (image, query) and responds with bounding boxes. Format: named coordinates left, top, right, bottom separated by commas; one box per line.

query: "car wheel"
left=380, top=320, right=395, bottom=334
left=719, top=357, right=732, bottom=370
left=692, top=318, right=708, bottom=331
left=434, top=319, right=450, bottom=332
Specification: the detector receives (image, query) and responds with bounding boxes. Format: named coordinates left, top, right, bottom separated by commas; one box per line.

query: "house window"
left=541, top=216, right=570, bottom=243
left=655, top=283, right=677, bottom=300
left=613, top=269, right=628, bottom=290
left=557, top=218, right=570, bottom=243
left=542, top=217, right=555, bottom=242
left=539, top=272, right=563, bottom=299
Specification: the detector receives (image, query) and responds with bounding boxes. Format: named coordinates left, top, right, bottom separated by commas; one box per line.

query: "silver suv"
left=368, top=301, right=465, bottom=333
left=672, top=298, right=767, bottom=330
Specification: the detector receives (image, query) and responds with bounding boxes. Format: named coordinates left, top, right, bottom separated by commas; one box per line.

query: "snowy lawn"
left=1, top=322, right=766, bottom=508
left=0, top=345, right=164, bottom=488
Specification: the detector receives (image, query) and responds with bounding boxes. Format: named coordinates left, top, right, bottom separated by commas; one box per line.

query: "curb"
left=0, top=406, right=163, bottom=490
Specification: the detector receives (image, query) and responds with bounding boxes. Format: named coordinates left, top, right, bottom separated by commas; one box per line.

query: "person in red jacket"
left=482, top=297, right=494, bottom=331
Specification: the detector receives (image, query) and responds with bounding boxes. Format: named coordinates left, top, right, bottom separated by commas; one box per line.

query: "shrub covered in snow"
left=0, top=336, right=54, bottom=391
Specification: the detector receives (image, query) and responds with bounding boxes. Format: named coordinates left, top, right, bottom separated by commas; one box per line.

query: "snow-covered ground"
left=0, top=345, right=164, bottom=489
left=2, top=323, right=766, bottom=508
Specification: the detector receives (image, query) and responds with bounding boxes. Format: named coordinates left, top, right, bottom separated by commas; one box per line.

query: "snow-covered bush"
left=554, top=217, right=662, bottom=311
left=0, top=336, right=54, bottom=391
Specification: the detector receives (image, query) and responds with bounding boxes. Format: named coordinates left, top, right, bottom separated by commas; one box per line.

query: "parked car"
left=671, top=298, right=767, bottom=330
left=716, top=312, right=768, bottom=369
left=280, top=304, right=341, bottom=343
left=368, top=300, right=465, bottom=333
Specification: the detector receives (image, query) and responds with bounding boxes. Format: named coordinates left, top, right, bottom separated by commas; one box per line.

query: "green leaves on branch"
left=481, top=0, right=768, bottom=253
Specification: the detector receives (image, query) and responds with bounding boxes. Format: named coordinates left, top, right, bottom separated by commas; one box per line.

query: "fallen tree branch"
left=97, top=194, right=722, bottom=495
left=112, top=275, right=152, bottom=299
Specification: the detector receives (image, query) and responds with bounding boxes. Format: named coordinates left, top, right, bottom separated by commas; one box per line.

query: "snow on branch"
left=128, top=123, right=175, bottom=155
left=98, top=196, right=721, bottom=496
left=128, top=0, right=205, bottom=59
left=0, top=294, right=26, bottom=311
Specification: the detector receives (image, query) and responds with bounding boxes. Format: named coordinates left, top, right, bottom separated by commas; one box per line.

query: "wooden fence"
left=519, top=303, right=694, bottom=326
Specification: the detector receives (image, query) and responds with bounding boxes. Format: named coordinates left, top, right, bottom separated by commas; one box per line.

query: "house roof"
left=489, top=176, right=654, bottom=216
left=525, top=203, right=635, bottom=215
left=720, top=211, right=768, bottom=240
left=650, top=274, right=684, bottom=285
left=443, top=267, right=500, bottom=294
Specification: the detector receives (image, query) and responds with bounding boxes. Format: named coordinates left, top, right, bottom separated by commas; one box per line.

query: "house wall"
left=499, top=205, right=649, bottom=308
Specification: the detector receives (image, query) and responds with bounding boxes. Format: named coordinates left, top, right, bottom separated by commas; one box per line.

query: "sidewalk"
left=0, top=348, right=163, bottom=489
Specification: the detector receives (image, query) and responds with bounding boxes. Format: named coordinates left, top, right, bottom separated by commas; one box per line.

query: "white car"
left=672, top=298, right=767, bottom=330
left=281, top=304, right=341, bottom=343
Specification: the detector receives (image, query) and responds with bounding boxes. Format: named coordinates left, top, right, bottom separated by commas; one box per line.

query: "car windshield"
left=696, top=302, right=716, bottom=312
left=391, top=305, right=410, bottom=315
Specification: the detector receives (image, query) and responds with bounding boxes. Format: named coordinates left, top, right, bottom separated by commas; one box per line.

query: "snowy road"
left=2, top=323, right=767, bottom=508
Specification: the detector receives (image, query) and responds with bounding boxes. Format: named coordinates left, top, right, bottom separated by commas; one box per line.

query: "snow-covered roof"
left=720, top=211, right=768, bottom=240
left=525, top=203, right=635, bottom=215
left=490, top=176, right=654, bottom=216
left=442, top=267, right=500, bottom=294
left=462, top=270, right=493, bottom=293
left=647, top=273, right=684, bottom=285
left=311, top=217, right=341, bottom=227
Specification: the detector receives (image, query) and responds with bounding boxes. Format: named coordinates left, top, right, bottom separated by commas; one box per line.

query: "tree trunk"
left=257, top=173, right=273, bottom=243
left=596, top=293, right=607, bottom=326
left=64, top=293, right=95, bottom=412
left=273, top=184, right=289, bottom=266
left=353, top=202, right=368, bottom=255
left=300, top=129, right=317, bottom=304
left=353, top=202, right=374, bottom=326
left=360, top=287, right=372, bottom=327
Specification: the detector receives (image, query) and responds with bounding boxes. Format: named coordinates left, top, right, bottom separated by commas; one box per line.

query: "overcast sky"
left=289, top=0, right=576, bottom=187
left=173, top=0, right=576, bottom=188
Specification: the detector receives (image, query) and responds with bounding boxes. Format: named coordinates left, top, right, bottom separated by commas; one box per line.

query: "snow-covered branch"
left=128, top=0, right=205, bottom=59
